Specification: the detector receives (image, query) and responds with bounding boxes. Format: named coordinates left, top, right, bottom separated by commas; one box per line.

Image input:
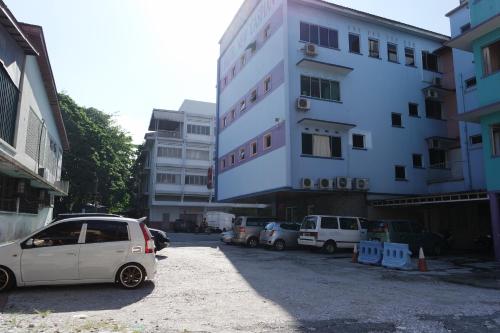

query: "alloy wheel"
left=119, top=265, right=143, bottom=288
left=0, top=268, right=10, bottom=291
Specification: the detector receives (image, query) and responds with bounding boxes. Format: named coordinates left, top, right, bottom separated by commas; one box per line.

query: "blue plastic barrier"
left=358, top=240, right=383, bottom=265
left=382, top=242, right=413, bottom=270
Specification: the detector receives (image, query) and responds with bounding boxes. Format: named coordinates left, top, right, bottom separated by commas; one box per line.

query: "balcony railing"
left=427, top=161, right=464, bottom=184
left=157, top=130, right=182, bottom=139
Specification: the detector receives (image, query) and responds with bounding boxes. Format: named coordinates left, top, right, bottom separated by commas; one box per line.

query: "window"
left=264, top=76, right=272, bottom=93
left=469, top=134, right=482, bottom=145
left=239, top=148, right=245, bottom=161
left=240, top=99, right=246, bottom=112
left=395, top=165, right=406, bottom=180
left=302, top=133, right=342, bottom=158
left=230, top=154, right=235, bottom=165
left=465, top=77, right=477, bottom=89
left=352, top=134, right=365, bottom=149
left=240, top=55, right=246, bottom=67
left=187, top=124, right=210, bottom=136
left=231, top=66, right=236, bottom=78
left=85, top=221, right=129, bottom=243
left=492, top=125, right=500, bottom=156
left=320, top=217, right=338, bottom=229
left=231, top=109, right=236, bottom=120
left=391, top=113, right=403, bottom=127
left=185, top=175, right=208, bottom=186
left=339, top=218, right=359, bottom=230
left=409, top=103, right=419, bottom=117
left=157, top=147, right=182, bottom=158
left=425, top=100, right=442, bottom=120
left=264, top=133, right=272, bottom=149
left=250, top=89, right=257, bottom=103
left=300, top=75, right=340, bottom=101
left=429, top=149, right=446, bottom=168
left=301, top=216, right=317, bottom=229
left=349, top=33, right=360, bottom=53
left=0, top=65, right=19, bottom=146
left=422, top=51, right=438, bottom=72
left=186, top=149, right=209, bottom=161
left=460, top=23, right=471, bottom=33
left=222, top=159, right=226, bottom=169
left=368, top=38, right=379, bottom=58
left=482, top=40, right=500, bottom=76
left=387, top=43, right=398, bottom=63
left=412, top=154, right=423, bottom=168
left=223, top=76, right=228, bottom=86
left=264, top=24, right=271, bottom=39
left=251, top=141, right=257, bottom=156
left=300, top=22, right=338, bottom=48
left=223, top=116, right=228, bottom=127
left=28, top=222, right=83, bottom=248
left=156, top=173, right=181, bottom=185
left=405, top=48, right=415, bottom=66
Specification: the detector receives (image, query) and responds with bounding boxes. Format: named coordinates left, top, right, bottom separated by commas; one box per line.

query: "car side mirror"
left=23, top=238, right=34, bottom=249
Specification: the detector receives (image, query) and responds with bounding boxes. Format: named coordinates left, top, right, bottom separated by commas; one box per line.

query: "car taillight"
left=139, top=223, right=154, bottom=254
left=239, top=227, right=246, bottom=233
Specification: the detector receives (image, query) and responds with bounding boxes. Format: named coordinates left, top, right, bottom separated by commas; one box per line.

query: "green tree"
left=57, top=93, right=134, bottom=213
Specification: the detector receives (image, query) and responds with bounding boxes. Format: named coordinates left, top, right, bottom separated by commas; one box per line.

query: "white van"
left=298, top=215, right=368, bottom=254
left=204, top=212, right=235, bottom=232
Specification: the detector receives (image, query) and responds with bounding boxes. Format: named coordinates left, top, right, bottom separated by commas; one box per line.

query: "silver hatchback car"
left=259, top=222, right=301, bottom=251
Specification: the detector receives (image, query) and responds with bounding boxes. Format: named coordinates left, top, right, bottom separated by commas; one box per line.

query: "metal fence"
left=427, top=161, right=464, bottom=183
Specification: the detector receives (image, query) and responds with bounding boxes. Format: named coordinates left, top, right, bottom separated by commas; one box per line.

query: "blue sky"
left=5, top=0, right=459, bottom=143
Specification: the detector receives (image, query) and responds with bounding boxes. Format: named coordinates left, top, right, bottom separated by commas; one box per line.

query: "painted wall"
left=14, top=55, right=63, bottom=183
left=0, top=23, right=24, bottom=88
left=0, top=207, right=52, bottom=243
left=473, top=30, right=500, bottom=107
left=481, top=112, right=500, bottom=191
left=470, top=0, right=500, bottom=27
left=287, top=2, right=449, bottom=195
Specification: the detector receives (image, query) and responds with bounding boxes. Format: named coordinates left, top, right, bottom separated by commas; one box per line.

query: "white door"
left=78, top=221, right=130, bottom=280
left=20, top=221, right=83, bottom=282
left=337, top=217, right=361, bottom=248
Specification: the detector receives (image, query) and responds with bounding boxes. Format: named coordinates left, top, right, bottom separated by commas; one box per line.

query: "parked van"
left=232, top=216, right=277, bottom=248
left=204, top=211, right=235, bottom=232
left=298, top=215, right=368, bottom=254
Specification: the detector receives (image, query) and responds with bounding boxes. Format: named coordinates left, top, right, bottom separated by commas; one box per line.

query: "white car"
left=298, top=215, right=368, bottom=254
left=0, top=216, right=157, bottom=291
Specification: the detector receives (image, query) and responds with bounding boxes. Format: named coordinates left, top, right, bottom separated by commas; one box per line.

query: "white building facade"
left=0, top=2, right=69, bottom=242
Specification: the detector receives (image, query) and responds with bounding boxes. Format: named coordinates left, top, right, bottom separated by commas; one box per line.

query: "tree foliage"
left=57, top=93, right=135, bottom=213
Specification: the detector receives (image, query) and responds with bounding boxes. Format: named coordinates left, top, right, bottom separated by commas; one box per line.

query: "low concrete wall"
left=0, top=208, right=53, bottom=243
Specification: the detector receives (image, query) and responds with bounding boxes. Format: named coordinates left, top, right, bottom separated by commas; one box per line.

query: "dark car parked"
left=148, top=228, right=170, bottom=252
left=366, top=219, right=446, bottom=255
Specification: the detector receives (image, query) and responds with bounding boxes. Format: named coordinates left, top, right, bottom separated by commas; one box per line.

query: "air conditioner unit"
left=296, top=97, right=310, bottom=111
left=354, top=178, right=370, bottom=191
left=38, top=168, right=46, bottom=178
left=432, top=77, right=442, bottom=86
left=336, top=176, right=352, bottom=190
left=426, top=89, right=439, bottom=99
left=304, top=43, right=317, bottom=56
left=319, top=178, right=333, bottom=190
left=301, top=178, right=313, bottom=189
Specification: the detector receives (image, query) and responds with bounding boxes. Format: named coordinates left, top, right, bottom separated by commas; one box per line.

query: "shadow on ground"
left=2, top=281, right=155, bottom=314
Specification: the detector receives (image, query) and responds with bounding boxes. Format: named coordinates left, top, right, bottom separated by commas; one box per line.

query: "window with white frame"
left=187, top=124, right=210, bottom=136
left=240, top=99, right=246, bottom=112
left=250, top=89, right=257, bottom=103
left=251, top=141, right=257, bottom=156
left=184, top=175, right=208, bottom=186
left=264, top=76, right=272, bottom=93
left=405, top=48, right=415, bottom=66
left=158, top=147, right=182, bottom=158
left=263, top=133, right=272, bottom=150
left=368, top=38, right=379, bottom=58
left=300, top=22, right=338, bottom=49
left=239, top=147, right=246, bottom=161
left=186, top=149, right=209, bottom=161
left=156, top=173, right=181, bottom=185
left=352, top=134, right=365, bottom=149
left=388, top=43, right=398, bottom=63
left=302, top=133, right=341, bottom=158
left=300, top=75, right=340, bottom=102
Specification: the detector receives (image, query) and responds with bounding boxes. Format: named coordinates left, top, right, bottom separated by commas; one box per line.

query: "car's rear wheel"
left=323, top=241, right=337, bottom=254
left=247, top=237, right=258, bottom=248
left=0, top=267, right=14, bottom=292
left=274, top=239, right=286, bottom=251
left=117, top=264, right=145, bottom=289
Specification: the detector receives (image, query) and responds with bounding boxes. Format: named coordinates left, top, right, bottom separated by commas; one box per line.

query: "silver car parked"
left=233, top=216, right=277, bottom=247
left=259, top=222, right=301, bottom=251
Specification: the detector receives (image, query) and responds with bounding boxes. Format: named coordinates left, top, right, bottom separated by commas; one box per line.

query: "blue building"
left=447, top=0, right=500, bottom=259
left=216, top=0, right=491, bottom=251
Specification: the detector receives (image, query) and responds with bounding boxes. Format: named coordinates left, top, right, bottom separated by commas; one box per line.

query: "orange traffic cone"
left=352, top=244, right=358, bottom=263
left=418, top=247, right=428, bottom=272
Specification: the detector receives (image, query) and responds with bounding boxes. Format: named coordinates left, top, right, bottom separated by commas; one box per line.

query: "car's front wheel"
left=274, top=239, right=286, bottom=251
left=0, top=267, right=14, bottom=292
left=117, top=264, right=145, bottom=289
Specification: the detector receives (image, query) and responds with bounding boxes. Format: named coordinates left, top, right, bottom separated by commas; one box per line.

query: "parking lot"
left=1, top=233, right=500, bottom=332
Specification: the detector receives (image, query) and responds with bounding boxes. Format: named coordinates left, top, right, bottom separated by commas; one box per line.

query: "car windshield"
left=301, top=217, right=316, bottom=230
left=367, top=221, right=387, bottom=233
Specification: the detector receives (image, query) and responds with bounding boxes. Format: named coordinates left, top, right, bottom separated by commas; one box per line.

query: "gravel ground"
left=1, top=233, right=500, bottom=333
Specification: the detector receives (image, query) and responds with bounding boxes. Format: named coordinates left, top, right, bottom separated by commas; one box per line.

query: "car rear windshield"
left=367, top=221, right=387, bottom=233
left=280, top=223, right=300, bottom=231
left=301, top=217, right=316, bottom=230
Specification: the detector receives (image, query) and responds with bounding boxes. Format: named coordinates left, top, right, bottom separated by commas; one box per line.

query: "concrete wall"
left=470, top=0, right=500, bottom=26
left=0, top=23, right=24, bottom=88
left=482, top=112, right=500, bottom=191
left=0, top=207, right=52, bottom=243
